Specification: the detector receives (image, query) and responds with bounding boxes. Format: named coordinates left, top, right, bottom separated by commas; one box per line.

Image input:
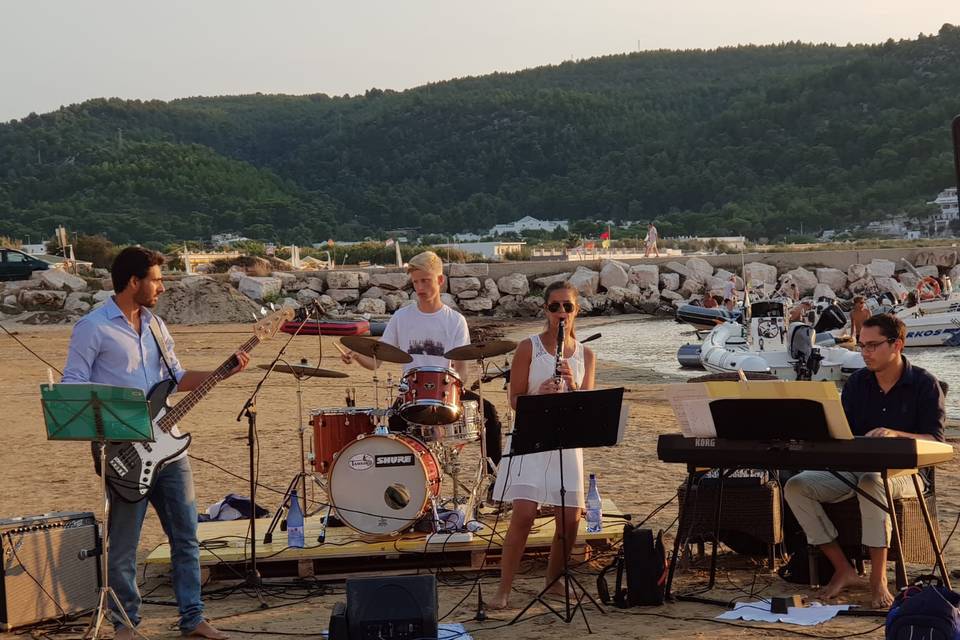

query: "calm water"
left=586, top=316, right=960, bottom=415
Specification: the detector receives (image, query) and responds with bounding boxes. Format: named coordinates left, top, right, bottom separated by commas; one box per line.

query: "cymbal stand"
left=464, top=355, right=495, bottom=521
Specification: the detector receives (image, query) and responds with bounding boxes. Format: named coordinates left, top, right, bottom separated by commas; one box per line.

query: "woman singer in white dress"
left=488, top=280, right=596, bottom=610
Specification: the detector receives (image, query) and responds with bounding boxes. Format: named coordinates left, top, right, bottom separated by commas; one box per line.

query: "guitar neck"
left=157, top=336, right=260, bottom=432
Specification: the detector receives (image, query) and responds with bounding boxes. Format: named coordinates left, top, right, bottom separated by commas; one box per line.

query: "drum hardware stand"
left=236, top=308, right=313, bottom=606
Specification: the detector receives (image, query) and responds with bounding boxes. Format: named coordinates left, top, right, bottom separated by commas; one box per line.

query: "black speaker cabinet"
left=0, top=512, right=101, bottom=630
left=346, top=575, right=437, bottom=640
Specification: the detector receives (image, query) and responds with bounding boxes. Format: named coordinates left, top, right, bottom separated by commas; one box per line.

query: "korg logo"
left=375, top=454, right=415, bottom=467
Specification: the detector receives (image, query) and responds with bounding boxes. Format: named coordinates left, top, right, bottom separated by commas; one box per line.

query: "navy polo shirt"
left=841, top=356, right=945, bottom=442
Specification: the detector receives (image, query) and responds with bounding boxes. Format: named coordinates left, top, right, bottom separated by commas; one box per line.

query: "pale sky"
left=1, top=0, right=957, bottom=122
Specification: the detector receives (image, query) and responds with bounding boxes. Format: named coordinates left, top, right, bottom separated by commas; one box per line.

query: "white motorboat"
left=894, top=306, right=960, bottom=347
left=699, top=301, right=864, bottom=381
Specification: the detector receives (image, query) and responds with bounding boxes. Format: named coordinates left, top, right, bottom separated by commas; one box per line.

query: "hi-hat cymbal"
left=444, top=340, right=517, bottom=361
left=339, top=336, right=413, bottom=364
left=258, top=363, right=349, bottom=379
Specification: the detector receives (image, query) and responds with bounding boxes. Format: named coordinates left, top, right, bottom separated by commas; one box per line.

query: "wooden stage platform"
left=146, top=499, right=624, bottom=580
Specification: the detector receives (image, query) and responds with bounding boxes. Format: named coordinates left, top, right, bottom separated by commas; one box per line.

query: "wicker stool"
left=677, top=478, right=784, bottom=568
left=807, top=471, right=941, bottom=588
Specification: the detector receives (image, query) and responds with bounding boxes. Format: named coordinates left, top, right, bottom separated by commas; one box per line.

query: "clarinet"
left=554, top=318, right=565, bottom=389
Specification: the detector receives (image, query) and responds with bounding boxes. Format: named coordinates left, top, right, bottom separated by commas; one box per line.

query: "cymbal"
left=258, top=363, right=349, bottom=379
left=444, top=340, right=517, bottom=361
left=339, top=336, right=413, bottom=364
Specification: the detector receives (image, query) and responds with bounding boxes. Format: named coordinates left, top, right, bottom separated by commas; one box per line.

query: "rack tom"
left=397, top=366, right=462, bottom=425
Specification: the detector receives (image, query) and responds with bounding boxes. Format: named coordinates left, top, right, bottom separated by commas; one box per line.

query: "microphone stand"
left=235, top=304, right=315, bottom=607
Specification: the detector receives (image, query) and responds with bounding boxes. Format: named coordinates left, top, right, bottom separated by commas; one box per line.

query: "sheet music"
left=665, top=384, right=717, bottom=437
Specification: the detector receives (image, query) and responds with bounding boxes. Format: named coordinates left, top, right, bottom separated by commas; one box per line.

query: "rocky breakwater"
left=0, top=268, right=115, bottom=324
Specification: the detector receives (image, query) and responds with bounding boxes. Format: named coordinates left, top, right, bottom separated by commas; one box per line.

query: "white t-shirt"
left=381, top=303, right=470, bottom=374
left=723, top=281, right=735, bottom=299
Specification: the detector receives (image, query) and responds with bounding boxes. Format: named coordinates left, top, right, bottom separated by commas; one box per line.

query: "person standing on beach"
left=487, top=280, right=596, bottom=610
left=62, top=247, right=248, bottom=640
left=850, top=295, right=870, bottom=341
left=339, top=250, right=503, bottom=473
left=643, top=222, right=659, bottom=257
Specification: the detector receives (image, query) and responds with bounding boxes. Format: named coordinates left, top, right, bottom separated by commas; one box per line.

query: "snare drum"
left=327, top=433, right=441, bottom=536
left=398, top=366, right=462, bottom=425
left=310, top=407, right=376, bottom=474
left=407, top=400, right=482, bottom=444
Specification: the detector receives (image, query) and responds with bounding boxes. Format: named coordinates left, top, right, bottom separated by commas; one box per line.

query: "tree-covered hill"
left=1, top=24, right=959, bottom=245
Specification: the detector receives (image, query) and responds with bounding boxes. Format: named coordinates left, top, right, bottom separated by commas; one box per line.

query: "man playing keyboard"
left=784, top=313, right=946, bottom=608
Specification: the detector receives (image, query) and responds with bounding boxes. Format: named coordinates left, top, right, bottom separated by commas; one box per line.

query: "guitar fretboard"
left=157, top=335, right=260, bottom=432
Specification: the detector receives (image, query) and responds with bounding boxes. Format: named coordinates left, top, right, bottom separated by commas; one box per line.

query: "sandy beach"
left=2, top=316, right=958, bottom=639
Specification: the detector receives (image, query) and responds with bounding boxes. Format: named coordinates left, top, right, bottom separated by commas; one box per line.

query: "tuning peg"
left=270, top=302, right=276, bottom=311
left=251, top=312, right=259, bottom=322
left=260, top=306, right=268, bottom=316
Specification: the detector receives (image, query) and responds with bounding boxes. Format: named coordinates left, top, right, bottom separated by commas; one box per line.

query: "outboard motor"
left=787, top=323, right=823, bottom=381
left=814, top=302, right=846, bottom=333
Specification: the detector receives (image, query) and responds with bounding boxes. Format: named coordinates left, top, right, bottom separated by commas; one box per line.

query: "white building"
left=929, top=187, right=959, bottom=234
left=452, top=232, right=483, bottom=242
left=489, top=216, right=568, bottom=236
left=19, top=243, right=48, bottom=255
left=211, top=232, right=250, bottom=247
left=435, top=241, right=526, bottom=261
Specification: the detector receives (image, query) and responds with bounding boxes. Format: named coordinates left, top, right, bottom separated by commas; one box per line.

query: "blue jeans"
left=108, top=458, right=204, bottom=632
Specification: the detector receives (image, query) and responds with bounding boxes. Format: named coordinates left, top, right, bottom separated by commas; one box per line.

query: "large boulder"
left=360, top=286, right=386, bottom=300
left=305, top=277, right=325, bottom=292
left=449, top=277, right=482, bottom=295
left=449, top=263, right=489, bottom=278
left=568, top=267, right=600, bottom=297
left=628, top=264, right=659, bottom=289
left=664, top=261, right=691, bottom=279
left=497, top=273, right=529, bottom=296
left=457, top=290, right=479, bottom=299
left=17, top=289, right=67, bottom=311
left=357, top=271, right=370, bottom=289
left=296, top=288, right=322, bottom=305
left=685, top=257, right=714, bottom=279
left=600, top=260, right=630, bottom=290
left=867, top=259, right=896, bottom=278
left=914, top=265, right=940, bottom=278
left=483, top=278, right=501, bottom=304
left=356, top=298, right=387, bottom=315
left=460, top=297, right=494, bottom=313
left=440, top=293, right=460, bottom=311
left=950, top=264, right=960, bottom=286
left=327, top=288, right=359, bottom=303
left=679, top=276, right=704, bottom=297
left=813, top=284, right=838, bottom=301
left=659, top=273, right=680, bottom=291
left=316, top=295, right=338, bottom=313
left=532, top=272, right=571, bottom=288
left=238, top=276, right=282, bottom=301
left=369, top=272, right=409, bottom=290
left=782, top=267, right=818, bottom=296
left=271, top=271, right=298, bottom=289
left=847, top=263, right=868, bottom=282
left=914, top=250, right=959, bottom=268
left=93, top=290, right=113, bottom=303
left=899, top=273, right=920, bottom=291
left=326, top=271, right=361, bottom=289
left=660, top=289, right=683, bottom=302
left=815, top=268, right=847, bottom=292
left=874, top=276, right=908, bottom=302
left=744, top=262, right=777, bottom=287
left=382, top=291, right=409, bottom=312
left=64, top=292, right=91, bottom=313
left=39, top=270, right=88, bottom=292
left=847, top=277, right=874, bottom=296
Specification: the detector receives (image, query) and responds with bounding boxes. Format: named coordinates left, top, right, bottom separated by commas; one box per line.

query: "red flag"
left=600, top=231, right=610, bottom=240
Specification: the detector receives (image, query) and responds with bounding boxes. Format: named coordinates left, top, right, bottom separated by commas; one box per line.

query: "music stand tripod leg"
left=85, top=441, right=150, bottom=640
left=912, top=473, right=951, bottom=589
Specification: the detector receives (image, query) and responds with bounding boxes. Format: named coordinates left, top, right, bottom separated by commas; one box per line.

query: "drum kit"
left=264, top=335, right=517, bottom=540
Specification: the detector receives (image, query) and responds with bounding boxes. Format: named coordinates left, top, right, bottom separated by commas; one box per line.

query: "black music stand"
left=40, top=383, right=153, bottom=639
left=508, top=388, right=625, bottom=631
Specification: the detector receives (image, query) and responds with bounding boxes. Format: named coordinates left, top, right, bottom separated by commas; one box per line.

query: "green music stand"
left=40, top=383, right=153, bottom=640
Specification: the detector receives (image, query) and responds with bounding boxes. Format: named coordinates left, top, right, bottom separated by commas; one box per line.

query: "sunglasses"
left=546, top=301, right=575, bottom=313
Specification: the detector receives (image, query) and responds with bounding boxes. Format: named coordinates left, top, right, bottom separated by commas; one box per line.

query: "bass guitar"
left=104, top=307, right=293, bottom=502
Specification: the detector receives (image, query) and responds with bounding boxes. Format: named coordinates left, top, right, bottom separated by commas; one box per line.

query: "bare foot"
left=817, top=566, right=866, bottom=600
left=485, top=593, right=511, bottom=610
left=183, top=620, right=230, bottom=639
left=871, top=581, right=895, bottom=609
left=544, top=580, right=568, bottom=599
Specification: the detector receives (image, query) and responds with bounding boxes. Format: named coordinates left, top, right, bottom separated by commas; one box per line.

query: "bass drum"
left=327, top=433, right=441, bottom=536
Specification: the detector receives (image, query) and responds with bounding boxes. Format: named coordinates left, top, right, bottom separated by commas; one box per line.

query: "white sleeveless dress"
left=491, top=335, right=586, bottom=508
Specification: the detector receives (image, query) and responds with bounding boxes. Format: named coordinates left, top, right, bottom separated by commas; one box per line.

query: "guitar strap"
left=148, top=315, right=179, bottom=383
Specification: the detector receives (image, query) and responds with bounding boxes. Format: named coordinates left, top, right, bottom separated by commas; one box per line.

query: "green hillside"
left=1, top=24, right=959, bottom=244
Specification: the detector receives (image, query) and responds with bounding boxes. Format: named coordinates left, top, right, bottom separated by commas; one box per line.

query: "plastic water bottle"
left=287, top=490, right=305, bottom=548
left=585, top=474, right=602, bottom=533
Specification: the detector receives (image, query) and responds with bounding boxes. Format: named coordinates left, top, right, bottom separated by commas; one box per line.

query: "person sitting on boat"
left=723, top=297, right=736, bottom=313
left=339, top=251, right=503, bottom=474
left=784, top=313, right=945, bottom=608
left=487, top=280, right=596, bottom=610
left=702, top=295, right=718, bottom=309
left=723, top=275, right=737, bottom=303
left=787, top=300, right=812, bottom=323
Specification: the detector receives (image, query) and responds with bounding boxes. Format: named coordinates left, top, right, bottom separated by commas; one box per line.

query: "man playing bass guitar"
left=62, top=247, right=249, bottom=640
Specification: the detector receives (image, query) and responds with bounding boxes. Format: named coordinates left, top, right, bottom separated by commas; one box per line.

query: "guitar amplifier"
left=0, top=512, right=101, bottom=630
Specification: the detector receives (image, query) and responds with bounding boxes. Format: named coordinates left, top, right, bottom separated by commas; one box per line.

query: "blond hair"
left=406, top=251, right=443, bottom=275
